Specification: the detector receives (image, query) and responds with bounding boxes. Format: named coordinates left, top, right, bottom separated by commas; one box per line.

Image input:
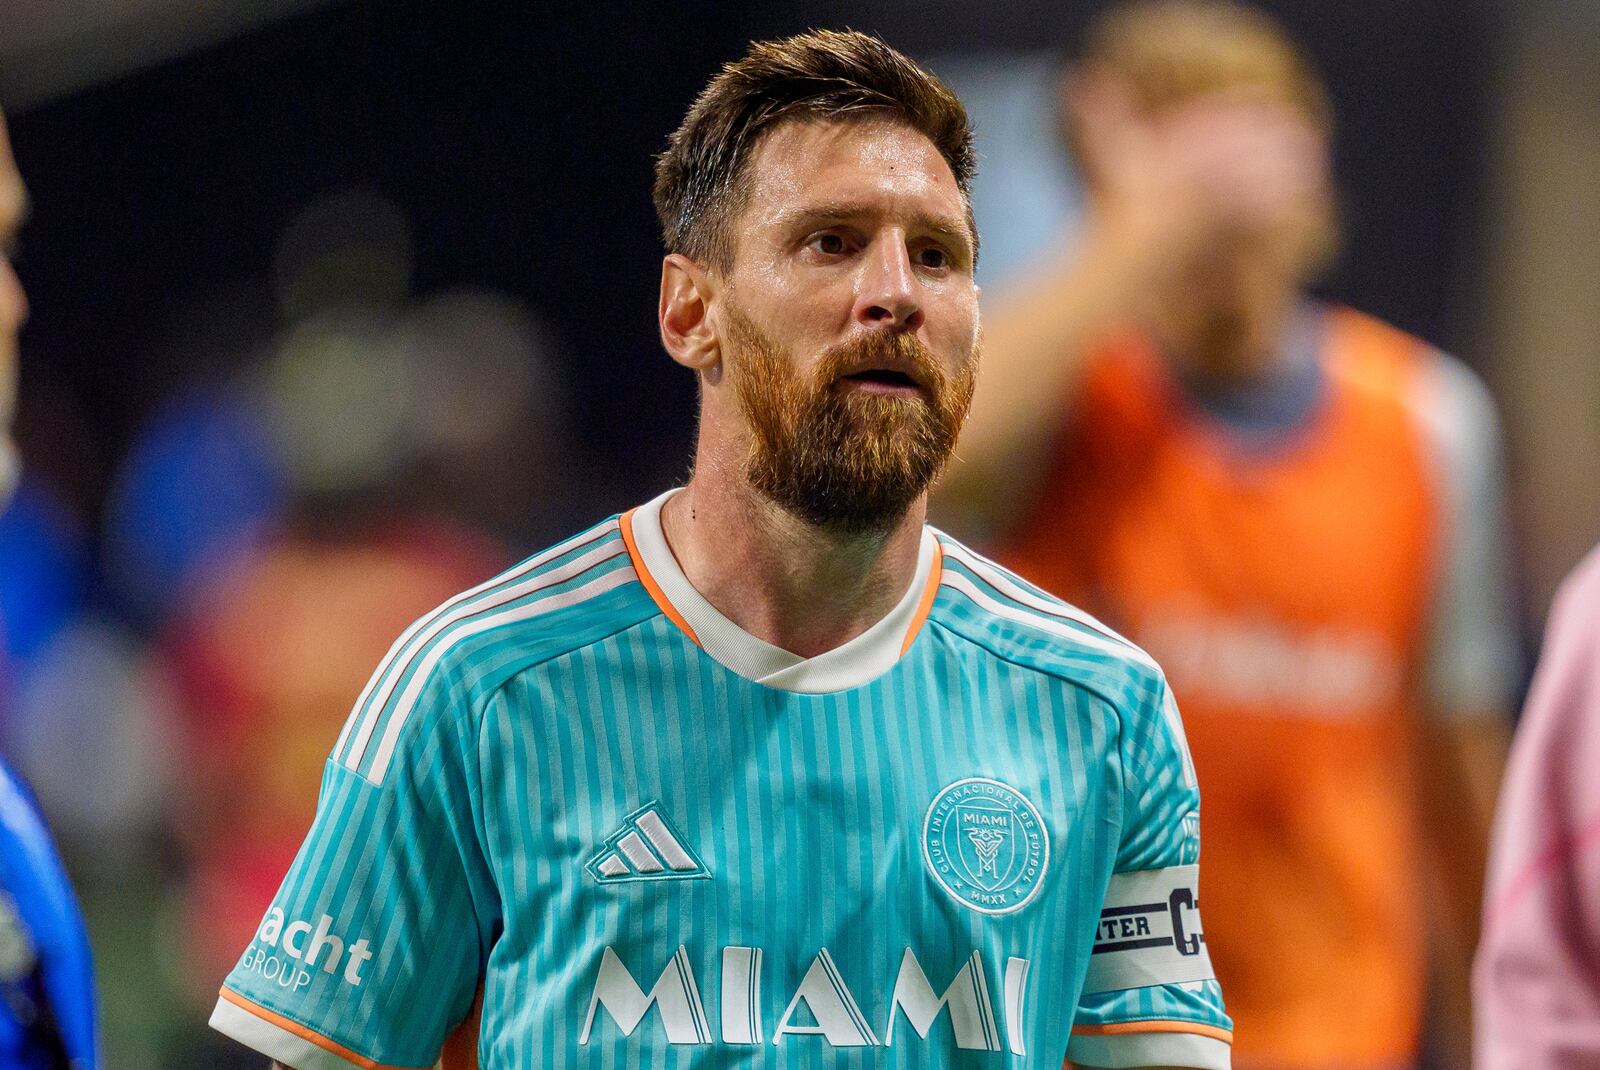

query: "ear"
left=659, top=254, right=721, bottom=374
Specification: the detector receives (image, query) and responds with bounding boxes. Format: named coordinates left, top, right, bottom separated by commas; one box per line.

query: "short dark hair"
left=653, top=29, right=976, bottom=271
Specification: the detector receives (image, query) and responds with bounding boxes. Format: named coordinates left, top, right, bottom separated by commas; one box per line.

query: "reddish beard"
left=726, top=308, right=977, bottom=535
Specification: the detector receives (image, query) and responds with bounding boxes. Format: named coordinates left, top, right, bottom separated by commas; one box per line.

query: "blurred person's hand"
left=1067, top=74, right=1330, bottom=297
left=936, top=78, right=1331, bottom=538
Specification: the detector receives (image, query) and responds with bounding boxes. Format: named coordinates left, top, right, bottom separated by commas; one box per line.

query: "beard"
left=725, top=307, right=977, bottom=537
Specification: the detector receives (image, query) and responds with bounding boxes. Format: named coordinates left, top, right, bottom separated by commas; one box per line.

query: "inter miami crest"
left=922, top=778, right=1050, bottom=916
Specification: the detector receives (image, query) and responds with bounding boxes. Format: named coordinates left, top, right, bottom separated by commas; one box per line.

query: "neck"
left=659, top=454, right=926, bottom=659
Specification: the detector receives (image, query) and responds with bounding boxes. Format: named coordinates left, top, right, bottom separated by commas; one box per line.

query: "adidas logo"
left=587, top=804, right=709, bottom=883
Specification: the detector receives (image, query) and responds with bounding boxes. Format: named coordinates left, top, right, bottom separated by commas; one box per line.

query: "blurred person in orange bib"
left=938, top=2, right=1516, bottom=1066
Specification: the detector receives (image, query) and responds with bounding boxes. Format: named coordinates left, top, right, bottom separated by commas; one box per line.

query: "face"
left=1069, top=74, right=1335, bottom=378
left=710, top=118, right=980, bottom=534
left=1175, top=207, right=1334, bottom=380
left=1173, top=108, right=1336, bottom=379
left=1187, top=173, right=1336, bottom=304
left=0, top=113, right=27, bottom=504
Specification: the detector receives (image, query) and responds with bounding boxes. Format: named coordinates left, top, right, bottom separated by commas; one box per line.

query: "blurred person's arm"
left=1407, top=354, right=1518, bottom=1060
left=1417, top=716, right=1511, bottom=1066
left=1473, top=546, right=1600, bottom=1068
left=937, top=214, right=1179, bottom=540
left=936, top=82, right=1328, bottom=541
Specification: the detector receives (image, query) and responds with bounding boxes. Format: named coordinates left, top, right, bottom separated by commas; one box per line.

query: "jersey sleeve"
left=209, top=657, right=498, bottom=1070
left=1069, top=677, right=1232, bottom=1070
left=1415, top=352, right=1520, bottom=719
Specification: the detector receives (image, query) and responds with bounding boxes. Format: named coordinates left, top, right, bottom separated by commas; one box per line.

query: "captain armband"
left=1083, top=864, right=1216, bottom=994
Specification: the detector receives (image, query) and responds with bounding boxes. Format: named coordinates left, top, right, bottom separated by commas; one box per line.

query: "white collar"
left=622, top=488, right=940, bottom=694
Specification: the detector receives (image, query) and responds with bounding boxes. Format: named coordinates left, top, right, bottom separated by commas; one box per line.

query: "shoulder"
left=332, top=515, right=655, bottom=783
left=1409, top=348, right=1504, bottom=469
left=930, top=530, right=1168, bottom=711
left=1549, top=545, right=1600, bottom=642
left=1324, top=307, right=1504, bottom=474
left=1324, top=307, right=1498, bottom=430
left=419, top=516, right=648, bottom=679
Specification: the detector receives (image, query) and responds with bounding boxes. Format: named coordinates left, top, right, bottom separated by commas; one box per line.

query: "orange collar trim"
left=619, top=506, right=701, bottom=647
left=900, top=539, right=943, bottom=655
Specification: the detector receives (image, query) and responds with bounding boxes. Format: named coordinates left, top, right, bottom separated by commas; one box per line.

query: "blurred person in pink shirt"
left=1476, top=545, right=1600, bottom=1067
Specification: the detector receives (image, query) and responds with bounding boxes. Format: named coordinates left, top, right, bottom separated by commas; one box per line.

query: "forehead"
left=740, top=118, right=966, bottom=231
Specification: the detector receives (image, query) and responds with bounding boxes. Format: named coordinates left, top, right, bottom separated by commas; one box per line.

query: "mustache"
left=813, top=329, right=947, bottom=392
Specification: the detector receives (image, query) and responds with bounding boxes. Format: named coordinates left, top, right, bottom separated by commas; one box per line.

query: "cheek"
left=1278, top=189, right=1337, bottom=256
left=755, top=295, right=854, bottom=363
left=930, top=290, right=981, bottom=356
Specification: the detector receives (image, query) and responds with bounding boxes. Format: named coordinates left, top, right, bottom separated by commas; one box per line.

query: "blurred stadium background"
left=0, top=1, right=1596, bottom=1065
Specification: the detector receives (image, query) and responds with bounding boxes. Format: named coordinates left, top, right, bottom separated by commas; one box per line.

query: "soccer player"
left=937, top=3, right=1515, bottom=1068
left=0, top=109, right=101, bottom=1070
left=1475, top=545, right=1600, bottom=1067
left=209, top=30, right=1230, bottom=1070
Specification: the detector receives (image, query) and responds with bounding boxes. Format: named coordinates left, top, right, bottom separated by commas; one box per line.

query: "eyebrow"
left=776, top=199, right=975, bottom=259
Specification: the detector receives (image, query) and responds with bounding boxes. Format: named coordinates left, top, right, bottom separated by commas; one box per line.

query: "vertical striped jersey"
left=210, top=488, right=1230, bottom=1070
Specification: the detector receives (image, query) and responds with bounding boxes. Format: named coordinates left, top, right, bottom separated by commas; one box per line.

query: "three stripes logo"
left=587, top=803, right=710, bottom=883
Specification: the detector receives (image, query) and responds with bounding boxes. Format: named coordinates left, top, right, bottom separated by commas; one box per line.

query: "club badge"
left=922, top=778, right=1050, bottom=916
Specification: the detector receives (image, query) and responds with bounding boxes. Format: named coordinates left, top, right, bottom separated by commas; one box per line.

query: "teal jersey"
left=212, top=489, right=1230, bottom=1069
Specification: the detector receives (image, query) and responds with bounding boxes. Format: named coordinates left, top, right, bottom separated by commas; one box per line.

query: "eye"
left=805, top=231, right=851, bottom=257
left=916, top=246, right=948, bottom=270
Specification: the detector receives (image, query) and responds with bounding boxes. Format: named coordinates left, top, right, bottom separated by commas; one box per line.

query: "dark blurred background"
left=1, top=1, right=1596, bottom=1065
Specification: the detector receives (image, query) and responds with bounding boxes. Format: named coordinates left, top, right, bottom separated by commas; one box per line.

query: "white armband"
left=1083, top=864, right=1216, bottom=994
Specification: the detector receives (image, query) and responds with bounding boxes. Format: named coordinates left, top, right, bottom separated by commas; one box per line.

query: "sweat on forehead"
left=737, top=119, right=976, bottom=258
left=652, top=29, right=976, bottom=271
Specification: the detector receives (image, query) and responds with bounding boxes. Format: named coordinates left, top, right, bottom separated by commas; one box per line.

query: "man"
left=0, top=110, right=100, bottom=1070
left=210, top=30, right=1229, bottom=1070
left=1475, top=545, right=1600, bottom=1068
left=937, top=3, right=1515, bottom=1067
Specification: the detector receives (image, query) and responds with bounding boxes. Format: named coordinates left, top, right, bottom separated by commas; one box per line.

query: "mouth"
left=836, top=367, right=924, bottom=396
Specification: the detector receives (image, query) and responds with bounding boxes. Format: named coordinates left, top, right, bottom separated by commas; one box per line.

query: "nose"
left=853, top=234, right=924, bottom=332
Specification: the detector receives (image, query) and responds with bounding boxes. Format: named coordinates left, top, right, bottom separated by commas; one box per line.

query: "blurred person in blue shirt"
left=0, top=108, right=99, bottom=1070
